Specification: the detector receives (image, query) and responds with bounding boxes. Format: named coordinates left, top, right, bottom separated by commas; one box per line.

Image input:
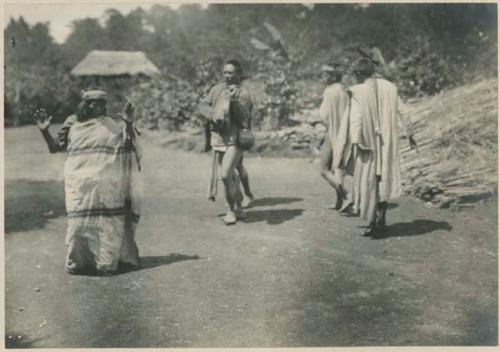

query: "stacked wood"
left=254, top=79, right=497, bottom=207
left=400, top=79, right=497, bottom=208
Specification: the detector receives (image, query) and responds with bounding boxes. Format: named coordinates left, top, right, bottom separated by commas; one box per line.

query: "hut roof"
left=71, top=50, right=160, bottom=77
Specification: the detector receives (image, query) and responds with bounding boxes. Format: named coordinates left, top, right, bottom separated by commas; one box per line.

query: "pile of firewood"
left=400, top=79, right=497, bottom=208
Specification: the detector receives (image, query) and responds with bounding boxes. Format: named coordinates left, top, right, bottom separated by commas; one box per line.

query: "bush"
left=4, top=65, right=81, bottom=126
left=127, top=76, right=199, bottom=131
left=389, top=36, right=458, bottom=98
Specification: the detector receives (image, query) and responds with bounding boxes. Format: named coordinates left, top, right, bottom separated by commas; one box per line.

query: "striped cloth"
left=64, top=116, right=142, bottom=273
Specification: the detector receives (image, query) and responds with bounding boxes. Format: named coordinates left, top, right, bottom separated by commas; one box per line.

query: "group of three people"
left=318, top=57, right=416, bottom=237
left=202, top=57, right=418, bottom=236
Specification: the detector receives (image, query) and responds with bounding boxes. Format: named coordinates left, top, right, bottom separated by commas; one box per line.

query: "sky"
left=3, top=1, right=324, bottom=44
left=3, top=2, right=181, bottom=44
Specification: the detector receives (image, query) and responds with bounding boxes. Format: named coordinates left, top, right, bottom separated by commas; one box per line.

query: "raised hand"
left=35, top=108, right=52, bottom=131
left=228, top=85, right=239, bottom=100
left=122, top=102, right=135, bottom=123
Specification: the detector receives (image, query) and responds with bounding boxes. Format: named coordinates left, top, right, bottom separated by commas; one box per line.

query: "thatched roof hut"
left=71, top=50, right=160, bottom=77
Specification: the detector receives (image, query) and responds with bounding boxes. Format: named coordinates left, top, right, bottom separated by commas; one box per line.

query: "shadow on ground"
left=114, top=254, right=201, bottom=275
left=139, top=254, right=200, bottom=269
left=250, top=197, right=303, bottom=207
left=339, top=203, right=398, bottom=218
left=372, top=219, right=453, bottom=239
left=242, top=208, right=305, bottom=225
left=69, top=254, right=201, bottom=276
left=5, top=179, right=66, bottom=234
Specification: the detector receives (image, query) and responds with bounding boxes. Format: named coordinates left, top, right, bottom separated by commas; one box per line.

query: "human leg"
left=319, top=137, right=345, bottom=209
left=377, top=201, right=388, bottom=227
left=219, top=145, right=243, bottom=224
left=237, top=155, right=254, bottom=207
left=362, top=176, right=382, bottom=236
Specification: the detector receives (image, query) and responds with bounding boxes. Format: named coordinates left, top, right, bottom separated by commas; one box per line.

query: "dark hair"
left=75, top=100, right=91, bottom=121
left=75, top=98, right=106, bottom=121
left=224, top=59, right=243, bottom=75
left=352, top=57, right=376, bottom=78
left=331, top=71, right=343, bottom=83
left=328, top=62, right=343, bottom=82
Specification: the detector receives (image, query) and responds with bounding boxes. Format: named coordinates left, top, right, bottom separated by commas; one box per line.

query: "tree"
left=104, top=8, right=148, bottom=50
left=4, top=17, right=61, bottom=67
left=62, top=18, right=107, bottom=67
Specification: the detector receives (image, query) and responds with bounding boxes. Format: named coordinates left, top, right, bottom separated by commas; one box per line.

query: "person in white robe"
left=36, top=90, right=142, bottom=275
left=343, top=58, right=417, bottom=236
left=318, top=62, right=351, bottom=210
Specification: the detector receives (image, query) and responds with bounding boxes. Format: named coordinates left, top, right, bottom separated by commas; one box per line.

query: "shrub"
left=127, top=76, right=199, bottom=131
left=4, top=65, right=81, bottom=126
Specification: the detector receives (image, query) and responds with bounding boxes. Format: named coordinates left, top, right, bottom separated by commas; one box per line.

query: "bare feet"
left=339, top=201, right=354, bottom=213
left=242, top=195, right=254, bottom=208
left=339, top=185, right=348, bottom=200
left=222, top=212, right=237, bottom=225
left=362, top=221, right=377, bottom=237
left=327, top=202, right=341, bottom=210
left=362, top=227, right=376, bottom=237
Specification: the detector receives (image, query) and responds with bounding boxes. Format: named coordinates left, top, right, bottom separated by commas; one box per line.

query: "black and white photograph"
left=3, top=0, right=498, bottom=349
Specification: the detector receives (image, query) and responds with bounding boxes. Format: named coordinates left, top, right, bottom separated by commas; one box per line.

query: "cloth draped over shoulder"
left=62, top=115, right=142, bottom=272
left=346, top=78, right=413, bottom=222
left=199, top=81, right=253, bottom=149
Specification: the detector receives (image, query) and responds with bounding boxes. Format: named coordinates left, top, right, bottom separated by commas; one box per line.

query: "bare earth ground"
left=4, top=126, right=498, bottom=348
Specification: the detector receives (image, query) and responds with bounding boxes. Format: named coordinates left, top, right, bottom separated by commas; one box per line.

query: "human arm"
left=120, top=102, right=140, bottom=143
left=35, top=108, right=73, bottom=153
left=121, top=102, right=135, bottom=124
left=120, top=102, right=143, bottom=170
left=349, top=98, right=362, bottom=148
left=397, top=96, right=417, bottom=150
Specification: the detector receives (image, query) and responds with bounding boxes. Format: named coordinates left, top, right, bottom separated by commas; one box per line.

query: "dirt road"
left=4, top=126, right=498, bottom=348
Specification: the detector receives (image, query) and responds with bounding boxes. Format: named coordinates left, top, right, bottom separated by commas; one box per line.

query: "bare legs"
left=218, top=146, right=244, bottom=224
left=363, top=177, right=388, bottom=237
left=319, top=136, right=346, bottom=209
left=236, top=155, right=254, bottom=207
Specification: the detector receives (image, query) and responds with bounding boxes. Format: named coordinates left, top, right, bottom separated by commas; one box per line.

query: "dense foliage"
left=127, top=76, right=199, bottom=131
left=4, top=3, right=497, bottom=128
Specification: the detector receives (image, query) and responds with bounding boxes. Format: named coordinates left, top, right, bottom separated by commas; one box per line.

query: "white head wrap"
left=82, top=90, right=107, bottom=101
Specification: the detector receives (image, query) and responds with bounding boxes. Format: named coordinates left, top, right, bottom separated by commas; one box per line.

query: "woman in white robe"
left=36, top=90, right=142, bottom=275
